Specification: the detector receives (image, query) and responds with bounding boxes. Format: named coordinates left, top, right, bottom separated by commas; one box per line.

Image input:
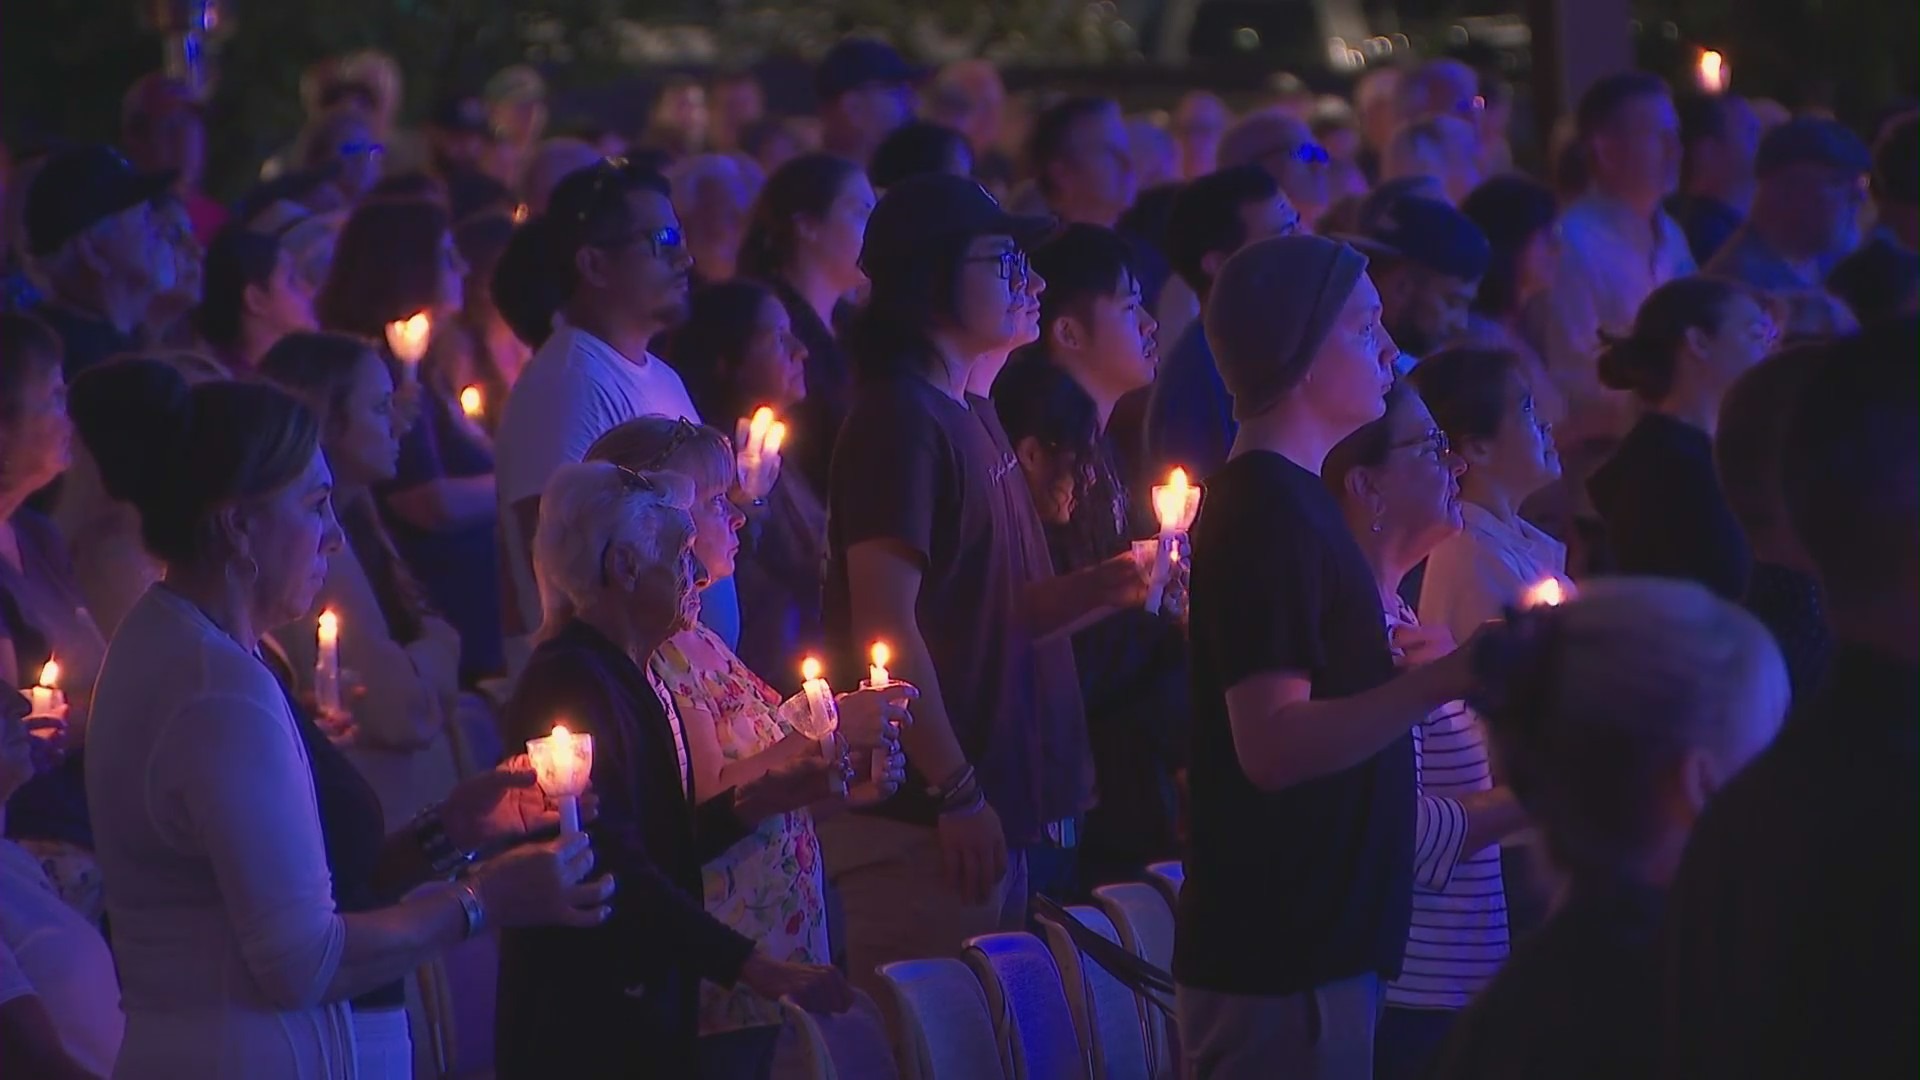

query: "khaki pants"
left=817, top=814, right=1028, bottom=1043
left=1177, top=973, right=1383, bottom=1080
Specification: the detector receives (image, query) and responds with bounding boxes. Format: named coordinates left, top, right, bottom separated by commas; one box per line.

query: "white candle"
left=861, top=641, right=896, bottom=786
left=315, top=610, right=342, bottom=718
left=27, top=659, right=65, bottom=719
left=795, top=657, right=846, bottom=794
left=1695, top=48, right=1729, bottom=94
left=734, top=406, right=786, bottom=500
left=526, top=722, right=595, bottom=835
left=384, top=312, right=433, bottom=375
left=1146, top=467, right=1202, bottom=614
left=1522, top=577, right=1570, bottom=609
left=459, top=384, right=484, bottom=420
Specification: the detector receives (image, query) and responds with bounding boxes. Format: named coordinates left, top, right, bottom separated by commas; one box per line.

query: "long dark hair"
left=69, top=360, right=319, bottom=569
left=1596, top=276, right=1747, bottom=404
left=659, top=278, right=782, bottom=423
left=315, top=199, right=453, bottom=339
left=842, top=234, right=971, bottom=384
left=196, top=225, right=284, bottom=349
left=737, top=153, right=863, bottom=283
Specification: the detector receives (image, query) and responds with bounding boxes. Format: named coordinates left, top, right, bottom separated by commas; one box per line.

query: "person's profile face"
left=329, top=351, right=399, bottom=485
left=735, top=294, right=809, bottom=409
left=952, top=233, right=1031, bottom=352
left=1483, top=372, right=1561, bottom=497
left=246, top=448, right=344, bottom=631
left=1241, top=193, right=1305, bottom=246
left=1368, top=392, right=1464, bottom=552
left=601, top=189, right=693, bottom=326
left=257, top=249, right=320, bottom=338
left=1408, top=272, right=1479, bottom=353
left=1305, top=272, right=1398, bottom=430
left=817, top=171, right=877, bottom=291
left=1085, top=270, right=1158, bottom=393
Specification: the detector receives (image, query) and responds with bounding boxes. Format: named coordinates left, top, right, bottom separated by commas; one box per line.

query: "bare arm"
left=845, top=540, right=967, bottom=787
left=1020, top=555, right=1143, bottom=642
left=324, top=889, right=468, bottom=1001
left=383, top=475, right=499, bottom=533
left=1459, top=787, right=1526, bottom=855
left=1225, top=655, right=1471, bottom=793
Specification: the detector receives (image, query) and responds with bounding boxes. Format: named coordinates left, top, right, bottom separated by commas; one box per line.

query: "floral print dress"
left=651, top=622, right=829, bottom=1034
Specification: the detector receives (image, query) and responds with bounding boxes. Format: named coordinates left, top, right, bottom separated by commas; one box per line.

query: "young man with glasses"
left=1178, top=234, right=1482, bottom=1079
left=494, top=158, right=711, bottom=676
left=821, top=174, right=1147, bottom=1022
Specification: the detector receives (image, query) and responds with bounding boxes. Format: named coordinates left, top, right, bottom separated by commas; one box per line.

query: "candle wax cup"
left=526, top=729, right=595, bottom=800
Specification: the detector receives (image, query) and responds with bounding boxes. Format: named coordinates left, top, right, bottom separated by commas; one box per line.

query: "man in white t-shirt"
left=494, top=159, right=706, bottom=676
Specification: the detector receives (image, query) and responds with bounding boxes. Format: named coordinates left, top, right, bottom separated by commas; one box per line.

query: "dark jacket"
left=1588, top=411, right=1752, bottom=600
left=495, top=618, right=757, bottom=1078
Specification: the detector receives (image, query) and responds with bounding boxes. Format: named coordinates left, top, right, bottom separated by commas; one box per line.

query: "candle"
left=526, top=722, right=595, bottom=835
left=1522, top=577, right=1569, bottom=609
left=734, top=406, right=786, bottom=500
left=1146, top=467, right=1203, bottom=614
left=384, top=312, right=433, bottom=373
left=27, top=659, right=65, bottom=719
left=794, top=657, right=846, bottom=794
left=1694, top=48, right=1729, bottom=94
left=459, top=384, right=484, bottom=420
left=315, top=610, right=342, bottom=718
left=512, top=202, right=530, bottom=224
left=860, top=641, right=898, bottom=787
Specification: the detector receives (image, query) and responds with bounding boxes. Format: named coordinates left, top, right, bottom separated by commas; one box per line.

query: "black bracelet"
left=411, top=804, right=475, bottom=880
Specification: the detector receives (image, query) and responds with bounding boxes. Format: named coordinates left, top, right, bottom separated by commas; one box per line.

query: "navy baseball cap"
left=1756, top=117, right=1871, bottom=180
left=24, top=144, right=176, bottom=257
left=815, top=38, right=924, bottom=103
left=859, top=173, right=1056, bottom=273
left=1339, top=194, right=1491, bottom=283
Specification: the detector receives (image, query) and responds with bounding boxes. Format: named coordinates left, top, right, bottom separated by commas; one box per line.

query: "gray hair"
left=531, top=461, right=694, bottom=639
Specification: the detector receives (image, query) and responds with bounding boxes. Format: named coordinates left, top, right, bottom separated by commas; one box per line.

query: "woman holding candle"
left=1321, top=383, right=1530, bottom=1080
left=261, top=331, right=469, bottom=822
left=660, top=280, right=821, bottom=684
left=1588, top=277, right=1776, bottom=600
left=736, top=153, right=875, bottom=497
left=1429, top=580, right=1787, bottom=1080
left=73, top=359, right=612, bottom=1080
left=585, top=416, right=908, bottom=1075
left=1410, top=346, right=1568, bottom=647
left=0, top=314, right=111, bottom=922
left=499, top=461, right=856, bottom=1078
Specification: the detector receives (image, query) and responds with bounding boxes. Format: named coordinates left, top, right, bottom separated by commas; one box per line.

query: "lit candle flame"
left=37, top=659, right=58, bottom=689
left=384, top=312, right=433, bottom=365
left=869, top=642, right=891, bottom=670
left=1695, top=48, right=1728, bottom=94
left=318, top=609, right=339, bottom=641
left=1522, top=578, right=1567, bottom=608
left=460, top=384, right=484, bottom=419
left=749, top=407, right=775, bottom=445
left=512, top=202, right=530, bottom=224
left=801, top=656, right=823, bottom=683
left=765, top=421, right=787, bottom=456
left=868, top=641, right=891, bottom=688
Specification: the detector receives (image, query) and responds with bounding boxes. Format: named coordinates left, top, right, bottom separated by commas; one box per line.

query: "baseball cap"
left=814, top=38, right=924, bottom=103
left=1205, top=234, right=1370, bottom=420
left=431, top=94, right=493, bottom=137
left=122, top=73, right=200, bottom=134
left=859, top=173, right=1056, bottom=273
left=1340, top=194, right=1491, bottom=282
left=24, top=144, right=176, bottom=257
left=1756, top=117, right=1871, bottom=180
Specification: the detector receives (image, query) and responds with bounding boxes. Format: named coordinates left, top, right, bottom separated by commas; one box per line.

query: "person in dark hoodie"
left=1587, top=276, right=1775, bottom=599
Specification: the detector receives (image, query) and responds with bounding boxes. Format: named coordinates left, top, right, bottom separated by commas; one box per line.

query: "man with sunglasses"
left=495, top=159, right=709, bottom=677
left=1219, top=110, right=1335, bottom=226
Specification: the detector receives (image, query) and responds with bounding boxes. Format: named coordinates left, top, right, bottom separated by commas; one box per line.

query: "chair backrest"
left=1093, top=883, right=1178, bottom=1080
left=781, top=991, right=902, bottom=1080
left=1144, top=861, right=1185, bottom=910
left=1039, top=906, right=1153, bottom=1080
left=879, top=958, right=1008, bottom=1080
left=963, top=932, right=1092, bottom=1080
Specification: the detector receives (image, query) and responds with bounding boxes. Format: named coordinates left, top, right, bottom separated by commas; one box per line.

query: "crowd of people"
left=0, top=29, right=1913, bottom=1080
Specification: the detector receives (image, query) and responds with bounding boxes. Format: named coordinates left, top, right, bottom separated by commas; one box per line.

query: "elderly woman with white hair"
left=1427, top=578, right=1789, bottom=1080
left=495, top=462, right=854, bottom=1080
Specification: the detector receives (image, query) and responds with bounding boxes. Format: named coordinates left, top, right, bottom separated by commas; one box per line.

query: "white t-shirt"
left=494, top=327, right=703, bottom=673
left=0, top=838, right=124, bottom=1074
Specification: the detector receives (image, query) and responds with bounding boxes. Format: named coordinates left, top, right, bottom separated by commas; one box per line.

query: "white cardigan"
left=85, top=586, right=352, bottom=1079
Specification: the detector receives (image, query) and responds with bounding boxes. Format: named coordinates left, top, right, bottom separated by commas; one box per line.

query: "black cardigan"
left=494, top=618, right=757, bottom=1078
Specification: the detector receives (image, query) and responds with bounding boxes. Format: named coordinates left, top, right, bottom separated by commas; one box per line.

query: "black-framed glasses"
left=1389, top=428, right=1452, bottom=462
left=963, top=249, right=1030, bottom=286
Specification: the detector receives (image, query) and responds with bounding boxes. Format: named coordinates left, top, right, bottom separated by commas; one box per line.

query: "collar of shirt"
left=1458, top=501, right=1565, bottom=566
left=1563, top=192, right=1694, bottom=277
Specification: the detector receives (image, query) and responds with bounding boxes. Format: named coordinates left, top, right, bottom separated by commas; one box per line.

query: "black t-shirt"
left=824, top=375, right=1089, bottom=845
left=1174, top=450, right=1413, bottom=995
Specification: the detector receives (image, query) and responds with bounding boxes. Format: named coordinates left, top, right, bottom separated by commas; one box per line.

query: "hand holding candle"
left=785, top=658, right=848, bottom=794
left=27, top=659, right=65, bottom=720
left=385, top=312, right=433, bottom=374
left=734, top=406, right=788, bottom=501
left=1146, top=467, right=1203, bottom=614
left=526, top=723, right=595, bottom=835
left=856, top=641, right=916, bottom=790
left=1521, top=577, right=1572, bottom=609
left=315, top=610, right=342, bottom=719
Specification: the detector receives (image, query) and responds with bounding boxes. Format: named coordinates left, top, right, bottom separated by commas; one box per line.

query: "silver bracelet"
left=452, top=882, right=486, bottom=939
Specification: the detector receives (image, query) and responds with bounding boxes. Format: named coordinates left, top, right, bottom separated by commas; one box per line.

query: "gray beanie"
left=1204, top=234, right=1369, bottom=421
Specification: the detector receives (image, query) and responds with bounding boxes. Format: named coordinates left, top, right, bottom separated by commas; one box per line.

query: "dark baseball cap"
left=1756, top=117, right=1871, bottom=180
left=815, top=38, right=924, bottom=103
left=859, top=172, right=1056, bottom=273
left=24, top=144, right=176, bottom=257
left=1340, top=194, right=1490, bottom=283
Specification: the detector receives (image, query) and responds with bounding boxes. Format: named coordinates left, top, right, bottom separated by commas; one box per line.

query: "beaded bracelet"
left=411, top=804, right=476, bottom=880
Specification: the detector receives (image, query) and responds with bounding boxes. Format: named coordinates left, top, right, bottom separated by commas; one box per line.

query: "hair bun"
left=68, top=359, right=194, bottom=510
left=1594, top=330, right=1660, bottom=396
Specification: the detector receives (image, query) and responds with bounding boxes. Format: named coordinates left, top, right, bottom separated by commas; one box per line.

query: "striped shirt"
left=1386, top=603, right=1511, bottom=1010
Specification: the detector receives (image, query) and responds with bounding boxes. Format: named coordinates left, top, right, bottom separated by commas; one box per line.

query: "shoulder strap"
left=1032, top=893, right=1178, bottom=1019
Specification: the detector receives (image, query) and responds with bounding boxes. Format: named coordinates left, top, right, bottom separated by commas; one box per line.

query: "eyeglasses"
left=963, top=249, right=1031, bottom=286
left=1266, top=142, right=1330, bottom=168
left=574, top=156, right=684, bottom=257
left=1389, top=428, right=1452, bottom=462
left=602, top=225, right=684, bottom=259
